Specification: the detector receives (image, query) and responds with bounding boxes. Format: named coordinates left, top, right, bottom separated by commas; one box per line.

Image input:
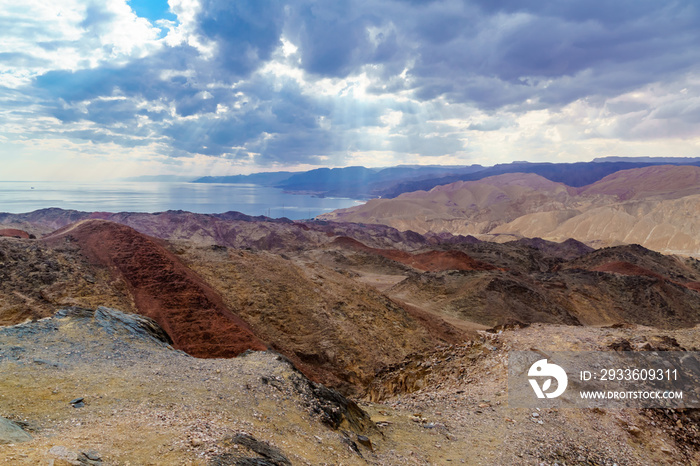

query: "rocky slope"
left=11, top=219, right=465, bottom=397
left=0, top=307, right=377, bottom=465
left=0, top=236, right=135, bottom=326
left=320, top=165, right=700, bottom=256
left=3, top=306, right=700, bottom=464
left=313, top=236, right=700, bottom=330
left=3, top=208, right=700, bottom=463
left=43, top=220, right=268, bottom=359
left=366, top=322, right=700, bottom=465
left=0, top=208, right=431, bottom=251
left=173, top=242, right=468, bottom=395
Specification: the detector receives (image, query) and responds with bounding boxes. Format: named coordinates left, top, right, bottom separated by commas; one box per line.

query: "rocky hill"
left=43, top=220, right=268, bottom=359
left=1, top=218, right=466, bottom=397
left=3, top=306, right=700, bottom=464
left=3, top=208, right=700, bottom=463
left=0, top=307, right=378, bottom=464
left=320, top=165, right=700, bottom=257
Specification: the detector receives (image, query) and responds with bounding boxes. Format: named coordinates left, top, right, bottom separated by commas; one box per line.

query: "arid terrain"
left=320, top=165, right=700, bottom=257
left=1, top=190, right=700, bottom=464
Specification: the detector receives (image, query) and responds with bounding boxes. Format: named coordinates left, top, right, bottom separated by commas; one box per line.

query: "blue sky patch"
left=128, top=0, right=177, bottom=23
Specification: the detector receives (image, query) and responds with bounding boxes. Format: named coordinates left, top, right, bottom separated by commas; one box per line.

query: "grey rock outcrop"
left=0, top=416, right=32, bottom=444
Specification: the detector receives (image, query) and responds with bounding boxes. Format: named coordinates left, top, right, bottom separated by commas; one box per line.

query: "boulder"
left=0, top=416, right=32, bottom=444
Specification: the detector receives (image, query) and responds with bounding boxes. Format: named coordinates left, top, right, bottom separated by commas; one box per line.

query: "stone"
left=0, top=416, right=32, bottom=444
left=70, top=398, right=85, bottom=408
left=82, top=450, right=102, bottom=461
left=356, top=434, right=373, bottom=451
left=48, top=446, right=80, bottom=464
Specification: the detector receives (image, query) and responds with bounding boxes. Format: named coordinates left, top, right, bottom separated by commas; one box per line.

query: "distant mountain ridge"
left=191, top=159, right=700, bottom=200
left=375, top=160, right=700, bottom=198
left=320, top=165, right=700, bottom=257
left=193, top=165, right=483, bottom=199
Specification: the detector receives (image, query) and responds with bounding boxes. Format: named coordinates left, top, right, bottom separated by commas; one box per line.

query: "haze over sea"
left=0, top=181, right=361, bottom=220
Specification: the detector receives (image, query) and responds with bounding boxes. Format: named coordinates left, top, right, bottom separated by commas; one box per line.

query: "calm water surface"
left=0, top=181, right=362, bottom=220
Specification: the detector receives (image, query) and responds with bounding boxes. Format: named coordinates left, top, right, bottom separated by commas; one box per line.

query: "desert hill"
left=0, top=208, right=431, bottom=251
left=577, top=164, right=700, bottom=200
left=3, top=208, right=700, bottom=463
left=33, top=219, right=466, bottom=395
left=174, top=241, right=467, bottom=394
left=320, top=165, right=700, bottom=256
left=0, top=235, right=136, bottom=326
left=4, top=210, right=700, bottom=335
left=43, top=220, right=267, bottom=359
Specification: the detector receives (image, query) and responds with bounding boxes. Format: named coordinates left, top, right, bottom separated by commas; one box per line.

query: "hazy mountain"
left=194, top=171, right=299, bottom=186
left=191, top=159, right=700, bottom=200
left=593, top=156, right=700, bottom=163
left=320, top=165, right=700, bottom=256
left=193, top=165, right=485, bottom=199
left=375, top=160, right=700, bottom=198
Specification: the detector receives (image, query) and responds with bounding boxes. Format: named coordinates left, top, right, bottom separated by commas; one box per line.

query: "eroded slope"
left=43, top=220, right=267, bottom=358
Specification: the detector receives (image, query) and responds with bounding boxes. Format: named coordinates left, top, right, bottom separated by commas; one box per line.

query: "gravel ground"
left=2, top=309, right=699, bottom=465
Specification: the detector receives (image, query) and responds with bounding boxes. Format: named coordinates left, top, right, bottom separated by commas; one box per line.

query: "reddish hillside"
left=591, top=261, right=663, bottom=279
left=332, top=236, right=498, bottom=272
left=43, top=220, right=267, bottom=358
left=0, top=228, right=31, bottom=239
left=685, top=282, right=700, bottom=292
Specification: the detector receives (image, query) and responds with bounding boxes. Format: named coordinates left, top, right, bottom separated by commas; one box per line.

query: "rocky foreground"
left=0, top=307, right=375, bottom=465
left=2, top=307, right=700, bottom=465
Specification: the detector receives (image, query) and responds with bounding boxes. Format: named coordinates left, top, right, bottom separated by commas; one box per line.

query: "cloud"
left=195, top=0, right=286, bottom=77
left=1, top=0, right=700, bottom=180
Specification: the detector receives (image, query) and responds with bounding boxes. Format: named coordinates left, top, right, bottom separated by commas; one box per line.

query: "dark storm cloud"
left=398, top=0, right=700, bottom=108
left=34, top=43, right=202, bottom=104
left=283, top=2, right=404, bottom=78
left=19, top=0, right=700, bottom=164
left=274, top=0, right=700, bottom=109
left=195, top=0, right=286, bottom=77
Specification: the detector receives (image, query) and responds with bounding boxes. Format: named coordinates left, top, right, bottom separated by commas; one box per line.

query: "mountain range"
left=320, top=165, right=700, bottom=257
left=192, top=158, right=700, bottom=200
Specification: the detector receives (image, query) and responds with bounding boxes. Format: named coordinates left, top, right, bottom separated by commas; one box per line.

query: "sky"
left=1, top=0, right=699, bottom=181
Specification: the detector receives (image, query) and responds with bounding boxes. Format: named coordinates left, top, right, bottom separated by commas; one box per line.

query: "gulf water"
left=0, top=181, right=362, bottom=220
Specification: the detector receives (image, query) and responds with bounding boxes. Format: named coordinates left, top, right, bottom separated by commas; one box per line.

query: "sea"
left=0, top=181, right=363, bottom=220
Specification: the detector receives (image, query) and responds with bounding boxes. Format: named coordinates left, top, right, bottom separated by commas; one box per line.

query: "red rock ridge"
left=333, top=236, right=499, bottom=272
left=0, top=228, right=31, bottom=239
left=591, top=261, right=663, bottom=279
left=43, top=220, right=267, bottom=358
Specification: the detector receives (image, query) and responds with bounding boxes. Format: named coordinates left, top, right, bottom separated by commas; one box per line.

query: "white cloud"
left=2, top=0, right=700, bottom=181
